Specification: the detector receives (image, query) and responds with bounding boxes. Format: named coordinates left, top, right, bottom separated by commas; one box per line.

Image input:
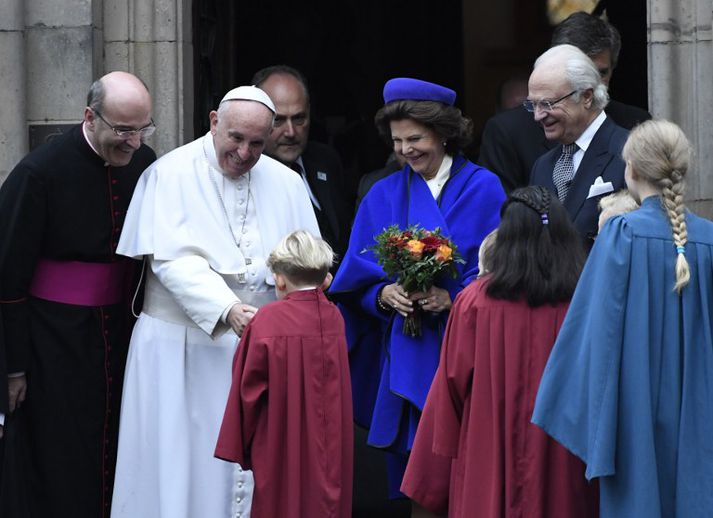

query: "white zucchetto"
left=219, top=85, right=276, bottom=113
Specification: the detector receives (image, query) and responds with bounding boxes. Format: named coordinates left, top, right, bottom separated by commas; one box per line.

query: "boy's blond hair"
left=266, top=231, right=334, bottom=286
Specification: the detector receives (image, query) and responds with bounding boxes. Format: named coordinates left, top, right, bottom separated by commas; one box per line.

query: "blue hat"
left=383, top=77, right=457, bottom=106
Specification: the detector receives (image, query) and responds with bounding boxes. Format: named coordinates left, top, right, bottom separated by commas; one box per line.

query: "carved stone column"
left=0, top=0, right=27, bottom=182
left=103, top=0, right=194, bottom=155
left=648, top=0, right=713, bottom=217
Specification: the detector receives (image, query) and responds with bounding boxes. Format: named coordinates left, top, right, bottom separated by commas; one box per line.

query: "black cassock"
left=0, top=125, right=155, bottom=517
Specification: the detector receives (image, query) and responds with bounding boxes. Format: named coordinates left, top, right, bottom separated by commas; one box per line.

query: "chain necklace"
left=203, top=141, right=253, bottom=277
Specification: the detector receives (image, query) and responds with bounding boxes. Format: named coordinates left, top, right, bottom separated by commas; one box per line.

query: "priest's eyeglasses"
left=94, top=110, right=156, bottom=139
left=522, top=90, right=578, bottom=113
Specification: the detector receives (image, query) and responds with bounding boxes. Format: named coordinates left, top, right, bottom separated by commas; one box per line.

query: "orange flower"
left=406, top=239, right=425, bottom=258
left=435, top=244, right=453, bottom=262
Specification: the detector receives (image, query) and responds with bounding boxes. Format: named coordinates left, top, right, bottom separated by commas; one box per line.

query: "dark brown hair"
left=374, top=99, right=473, bottom=155
left=485, top=186, right=585, bottom=306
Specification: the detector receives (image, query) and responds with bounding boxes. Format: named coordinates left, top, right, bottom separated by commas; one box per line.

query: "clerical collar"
left=81, top=121, right=108, bottom=165
left=203, top=132, right=227, bottom=175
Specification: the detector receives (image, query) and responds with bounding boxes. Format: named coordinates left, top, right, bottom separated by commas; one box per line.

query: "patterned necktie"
left=552, top=143, right=578, bottom=201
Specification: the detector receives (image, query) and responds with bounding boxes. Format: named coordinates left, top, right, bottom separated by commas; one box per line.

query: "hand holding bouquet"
left=367, top=225, right=464, bottom=337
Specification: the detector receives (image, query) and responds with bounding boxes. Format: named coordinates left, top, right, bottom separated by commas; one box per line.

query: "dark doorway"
left=193, top=1, right=647, bottom=197
left=194, top=0, right=465, bottom=199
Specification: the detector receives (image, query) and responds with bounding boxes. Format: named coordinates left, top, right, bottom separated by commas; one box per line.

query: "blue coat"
left=533, top=196, right=713, bottom=517
left=330, top=155, right=505, bottom=460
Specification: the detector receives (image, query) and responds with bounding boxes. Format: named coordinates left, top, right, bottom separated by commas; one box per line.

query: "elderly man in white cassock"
left=110, top=86, right=319, bottom=518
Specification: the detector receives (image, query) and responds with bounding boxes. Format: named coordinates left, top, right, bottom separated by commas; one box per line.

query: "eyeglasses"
left=522, top=90, right=578, bottom=113
left=94, top=110, right=156, bottom=139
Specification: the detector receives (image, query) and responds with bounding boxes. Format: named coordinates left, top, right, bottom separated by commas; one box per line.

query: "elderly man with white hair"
left=528, top=44, right=628, bottom=249
left=111, top=86, right=319, bottom=518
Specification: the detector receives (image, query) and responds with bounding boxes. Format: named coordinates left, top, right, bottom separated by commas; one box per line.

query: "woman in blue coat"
left=330, top=78, right=505, bottom=503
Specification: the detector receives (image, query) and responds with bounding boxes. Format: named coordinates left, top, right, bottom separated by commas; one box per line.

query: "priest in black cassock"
left=0, top=71, right=156, bottom=518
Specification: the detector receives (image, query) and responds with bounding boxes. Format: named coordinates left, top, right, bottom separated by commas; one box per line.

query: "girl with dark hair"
left=401, top=186, right=598, bottom=518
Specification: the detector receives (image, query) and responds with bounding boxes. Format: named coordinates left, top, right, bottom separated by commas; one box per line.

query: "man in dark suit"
left=528, top=44, right=628, bottom=248
left=354, top=153, right=405, bottom=212
left=479, top=11, right=649, bottom=193
left=252, top=66, right=352, bottom=265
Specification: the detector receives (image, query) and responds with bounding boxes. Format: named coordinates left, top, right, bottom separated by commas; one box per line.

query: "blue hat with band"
left=383, top=77, right=457, bottom=106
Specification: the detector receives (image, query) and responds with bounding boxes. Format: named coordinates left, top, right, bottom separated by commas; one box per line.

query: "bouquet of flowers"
left=367, top=224, right=464, bottom=337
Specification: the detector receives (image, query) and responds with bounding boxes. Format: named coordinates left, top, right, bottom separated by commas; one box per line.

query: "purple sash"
left=29, top=259, right=128, bottom=306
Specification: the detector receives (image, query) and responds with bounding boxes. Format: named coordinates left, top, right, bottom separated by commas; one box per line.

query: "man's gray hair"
left=535, top=44, right=609, bottom=111
left=86, top=79, right=105, bottom=112
left=86, top=73, right=150, bottom=113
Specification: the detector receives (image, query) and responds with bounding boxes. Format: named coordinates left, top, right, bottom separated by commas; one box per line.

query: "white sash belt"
left=141, top=270, right=275, bottom=329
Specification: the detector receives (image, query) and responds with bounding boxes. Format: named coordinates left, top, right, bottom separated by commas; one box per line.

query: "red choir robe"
left=401, top=279, right=598, bottom=517
left=215, top=288, right=353, bottom=518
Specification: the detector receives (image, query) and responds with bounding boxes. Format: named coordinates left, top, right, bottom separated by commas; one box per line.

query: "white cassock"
left=111, top=133, right=319, bottom=518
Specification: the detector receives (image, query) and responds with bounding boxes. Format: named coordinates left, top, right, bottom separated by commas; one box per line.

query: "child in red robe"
left=215, top=231, right=353, bottom=518
left=401, top=186, right=598, bottom=518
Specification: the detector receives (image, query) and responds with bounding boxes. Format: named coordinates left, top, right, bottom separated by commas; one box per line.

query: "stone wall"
left=0, top=0, right=192, bottom=185
left=648, top=0, right=713, bottom=217
left=0, top=0, right=28, bottom=183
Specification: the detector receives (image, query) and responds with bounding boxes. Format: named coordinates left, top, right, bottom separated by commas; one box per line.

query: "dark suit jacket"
left=0, top=312, right=7, bottom=415
left=355, top=158, right=402, bottom=212
left=530, top=117, right=629, bottom=247
left=479, top=99, right=650, bottom=193
left=300, top=141, right=353, bottom=265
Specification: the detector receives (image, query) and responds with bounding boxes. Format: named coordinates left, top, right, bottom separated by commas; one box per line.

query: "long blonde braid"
left=659, top=169, right=690, bottom=292
left=622, top=120, right=692, bottom=293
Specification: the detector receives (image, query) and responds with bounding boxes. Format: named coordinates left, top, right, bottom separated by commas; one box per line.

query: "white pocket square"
left=587, top=176, right=614, bottom=199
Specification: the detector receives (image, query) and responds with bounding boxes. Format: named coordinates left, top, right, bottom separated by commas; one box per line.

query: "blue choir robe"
left=532, top=195, right=713, bottom=517
left=330, top=155, right=504, bottom=490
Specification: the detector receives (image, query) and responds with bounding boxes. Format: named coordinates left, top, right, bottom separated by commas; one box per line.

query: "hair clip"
left=540, top=213, right=549, bottom=225
left=676, top=245, right=686, bottom=255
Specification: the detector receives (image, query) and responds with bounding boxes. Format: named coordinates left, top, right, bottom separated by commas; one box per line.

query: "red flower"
left=420, top=235, right=442, bottom=252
